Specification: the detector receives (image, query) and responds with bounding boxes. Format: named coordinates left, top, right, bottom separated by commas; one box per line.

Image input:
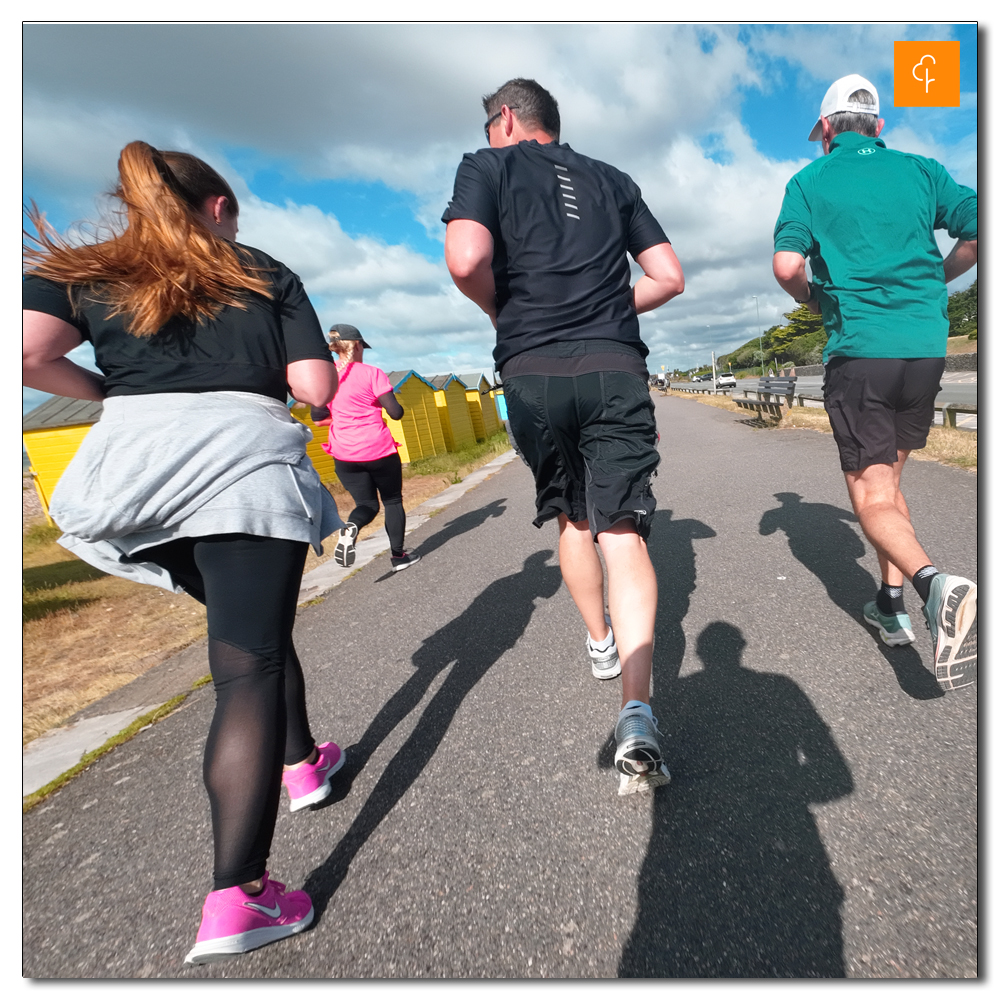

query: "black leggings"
left=334, top=452, right=406, bottom=555
left=141, top=533, right=315, bottom=891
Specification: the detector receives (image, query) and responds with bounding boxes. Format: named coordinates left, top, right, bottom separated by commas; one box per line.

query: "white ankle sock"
left=589, top=628, right=614, bottom=652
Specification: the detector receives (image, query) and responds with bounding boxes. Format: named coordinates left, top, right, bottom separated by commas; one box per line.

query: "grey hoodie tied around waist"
left=50, top=391, right=343, bottom=592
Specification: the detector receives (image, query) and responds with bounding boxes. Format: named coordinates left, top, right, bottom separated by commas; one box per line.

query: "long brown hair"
left=23, top=141, right=273, bottom=337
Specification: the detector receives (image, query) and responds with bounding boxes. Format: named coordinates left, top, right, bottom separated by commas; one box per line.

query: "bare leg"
left=844, top=452, right=931, bottom=585
left=597, top=522, right=657, bottom=709
left=557, top=514, right=610, bottom=642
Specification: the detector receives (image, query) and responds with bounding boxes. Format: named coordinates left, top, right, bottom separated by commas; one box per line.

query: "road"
left=23, top=394, right=977, bottom=979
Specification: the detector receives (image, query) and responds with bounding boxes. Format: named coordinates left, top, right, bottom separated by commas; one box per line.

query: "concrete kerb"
left=22, top=448, right=518, bottom=799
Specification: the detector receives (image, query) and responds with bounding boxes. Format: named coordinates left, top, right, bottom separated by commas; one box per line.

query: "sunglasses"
left=484, top=106, right=520, bottom=142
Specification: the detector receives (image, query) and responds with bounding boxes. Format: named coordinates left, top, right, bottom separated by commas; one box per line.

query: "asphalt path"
left=22, top=394, right=977, bottom=979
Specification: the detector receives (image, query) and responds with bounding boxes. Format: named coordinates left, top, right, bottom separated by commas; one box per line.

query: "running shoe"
left=334, top=523, right=358, bottom=568
left=922, top=574, right=977, bottom=692
left=390, top=552, right=421, bottom=573
left=282, top=741, right=345, bottom=812
left=586, top=630, right=621, bottom=680
left=184, top=872, right=313, bottom=965
left=614, top=707, right=667, bottom=778
left=862, top=601, right=916, bottom=647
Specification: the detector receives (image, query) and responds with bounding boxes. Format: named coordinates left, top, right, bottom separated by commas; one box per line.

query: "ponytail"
left=24, top=141, right=272, bottom=337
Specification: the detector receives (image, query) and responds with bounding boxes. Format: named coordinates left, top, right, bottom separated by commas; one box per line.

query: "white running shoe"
left=587, top=629, right=621, bottom=680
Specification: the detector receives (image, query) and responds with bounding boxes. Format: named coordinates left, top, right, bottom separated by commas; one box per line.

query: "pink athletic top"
left=321, top=362, right=400, bottom=462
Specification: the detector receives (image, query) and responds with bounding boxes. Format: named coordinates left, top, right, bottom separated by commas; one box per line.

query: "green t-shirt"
left=773, top=131, right=977, bottom=361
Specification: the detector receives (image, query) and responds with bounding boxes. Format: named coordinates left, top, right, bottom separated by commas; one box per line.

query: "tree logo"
left=894, top=41, right=960, bottom=107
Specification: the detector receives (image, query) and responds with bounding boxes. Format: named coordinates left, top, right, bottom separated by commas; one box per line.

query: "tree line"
left=717, top=279, right=977, bottom=372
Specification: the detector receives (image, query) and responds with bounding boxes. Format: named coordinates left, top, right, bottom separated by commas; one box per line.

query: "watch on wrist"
left=795, top=283, right=815, bottom=305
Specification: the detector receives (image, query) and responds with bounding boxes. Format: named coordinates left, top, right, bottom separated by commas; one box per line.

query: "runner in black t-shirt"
left=443, top=78, right=685, bottom=795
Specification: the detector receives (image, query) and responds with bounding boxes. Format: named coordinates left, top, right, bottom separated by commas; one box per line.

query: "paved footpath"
left=22, top=394, right=977, bottom=979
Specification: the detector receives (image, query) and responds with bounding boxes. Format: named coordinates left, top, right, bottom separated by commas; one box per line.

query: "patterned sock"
left=912, top=565, right=940, bottom=604
left=876, top=582, right=906, bottom=616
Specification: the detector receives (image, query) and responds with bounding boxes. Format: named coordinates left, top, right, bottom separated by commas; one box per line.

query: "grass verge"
left=22, top=679, right=208, bottom=814
left=665, top=389, right=976, bottom=472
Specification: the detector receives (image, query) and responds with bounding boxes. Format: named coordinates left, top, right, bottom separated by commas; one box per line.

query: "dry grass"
left=664, top=389, right=976, bottom=472
left=24, top=439, right=512, bottom=743
left=946, top=336, right=978, bottom=355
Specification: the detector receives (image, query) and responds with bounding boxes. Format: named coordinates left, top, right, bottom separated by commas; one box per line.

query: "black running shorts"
left=503, top=371, right=659, bottom=539
left=823, top=357, right=946, bottom=472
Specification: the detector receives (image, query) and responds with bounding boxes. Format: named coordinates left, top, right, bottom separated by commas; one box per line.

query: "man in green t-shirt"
left=772, top=74, right=977, bottom=692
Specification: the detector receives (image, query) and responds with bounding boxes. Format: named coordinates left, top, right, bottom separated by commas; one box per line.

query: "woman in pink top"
left=311, top=324, right=421, bottom=573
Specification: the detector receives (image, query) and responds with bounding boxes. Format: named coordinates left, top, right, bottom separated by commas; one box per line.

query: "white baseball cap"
left=808, top=74, right=880, bottom=141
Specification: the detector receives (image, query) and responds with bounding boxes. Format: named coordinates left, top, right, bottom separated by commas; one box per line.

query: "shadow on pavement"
left=619, top=622, right=853, bottom=978
left=303, top=549, right=562, bottom=918
left=413, top=498, right=508, bottom=559
left=372, top=498, right=508, bottom=582
left=759, top=492, right=943, bottom=701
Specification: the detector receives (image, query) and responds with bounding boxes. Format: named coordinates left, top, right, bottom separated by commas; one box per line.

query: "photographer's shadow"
left=303, top=549, right=562, bottom=917
left=619, top=622, right=853, bottom=978
left=760, top=492, right=942, bottom=700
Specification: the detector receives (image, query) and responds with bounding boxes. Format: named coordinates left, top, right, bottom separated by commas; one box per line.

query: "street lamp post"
left=752, top=295, right=764, bottom=377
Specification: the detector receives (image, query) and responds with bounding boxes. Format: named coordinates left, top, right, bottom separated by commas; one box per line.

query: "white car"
left=716, top=372, right=737, bottom=389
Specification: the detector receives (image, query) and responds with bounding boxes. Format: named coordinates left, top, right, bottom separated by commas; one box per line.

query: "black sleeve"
left=309, top=404, right=331, bottom=422
left=441, top=153, right=500, bottom=234
left=270, top=261, right=335, bottom=365
left=627, top=190, right=670, bottom=259
left=377, top=391, right=404, bottom=421
left=23, top=276, right=89, bottom=338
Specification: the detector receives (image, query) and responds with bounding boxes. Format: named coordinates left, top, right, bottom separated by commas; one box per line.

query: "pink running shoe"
left=282, top=741, right=345, bottom=812
left=184, top=872, right=313, bottom=965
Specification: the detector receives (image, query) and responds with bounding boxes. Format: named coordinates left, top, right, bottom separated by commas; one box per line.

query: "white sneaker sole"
left=933, top=579, right=977, bottom=691
left=863, top=611, right=915, bottom=646
left=618, top=768, right=670, bottom=796
left=287, top=750, right=346, bottom=812
left=333, top=537, right=356, bottom=568
left=184, top=906, right=314, bottom=964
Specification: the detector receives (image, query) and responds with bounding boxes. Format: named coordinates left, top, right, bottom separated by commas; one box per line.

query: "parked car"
left=716, top=372, right=737, bottom=389
left=691, top=373, right=712, bottom=382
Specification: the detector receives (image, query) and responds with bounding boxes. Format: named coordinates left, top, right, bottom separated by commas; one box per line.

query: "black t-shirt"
left=22, top=244, right=332, bottom=402
left=441, top=140, right=669, bottom=369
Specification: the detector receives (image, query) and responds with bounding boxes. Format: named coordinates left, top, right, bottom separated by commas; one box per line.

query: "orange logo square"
left=894, top=41, right=960, bottom=107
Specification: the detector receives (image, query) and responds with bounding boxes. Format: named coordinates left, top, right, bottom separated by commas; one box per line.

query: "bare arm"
left=23, top=310, right=106, bottom=401
left=632, top=243, right=685, bottom=314
left=773, top=251, right=820, bottom=314
left=377, top=391, right=404, bottom=421
left=444, top=219, right=497, bottom=328
left=943, top=238, right=977, bottom=283
left=287, top=358, right=338, bottom=407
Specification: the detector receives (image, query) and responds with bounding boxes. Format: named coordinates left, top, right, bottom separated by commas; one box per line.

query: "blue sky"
left=23, top=22, right=978, bottom=415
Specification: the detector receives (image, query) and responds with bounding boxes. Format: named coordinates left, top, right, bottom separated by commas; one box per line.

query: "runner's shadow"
left=596, top=508, right=715, bottom=769
left=759, top=492, right=942, bottom=700
left=618, top=622, right=852, bottom=977
left=371, top=498, right=508, bottom=582
left=412, top=498, right=508, bottom=559
left=303, top=549, right=562, bottom=918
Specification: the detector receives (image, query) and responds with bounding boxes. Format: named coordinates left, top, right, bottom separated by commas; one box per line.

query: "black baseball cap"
left=328, top=323, right=372, bottom=349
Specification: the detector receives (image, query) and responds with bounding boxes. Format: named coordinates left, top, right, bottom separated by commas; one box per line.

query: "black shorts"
left=823, top=357, right=945, bottom=472
left=503, top=371, right=659, bottom=539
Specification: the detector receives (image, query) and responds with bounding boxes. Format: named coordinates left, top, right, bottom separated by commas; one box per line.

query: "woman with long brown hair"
left=23, top=142, right=344, bottom=964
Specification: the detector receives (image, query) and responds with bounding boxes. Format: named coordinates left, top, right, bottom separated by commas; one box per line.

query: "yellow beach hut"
left=385, top=371, right=446, bottom=463
left=429, top=375, right=477, bottom=452
left=288, top=403, right=338, bottom=486
left=458, top=372, right=501, bottom=440
left=22, top=395, right=104, bottom=524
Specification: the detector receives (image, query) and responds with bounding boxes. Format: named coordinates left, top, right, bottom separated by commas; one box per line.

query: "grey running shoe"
left=863, top=601, right=916, bottom=647
left=922, top=574, right=977, bottom=691
left=614, top=707, right=666, bottom=778
left=334, top=523, right=358, bottom=568
left=586, top=630, right=621, bottom=680
left=390, top=552, right=421, bottom=573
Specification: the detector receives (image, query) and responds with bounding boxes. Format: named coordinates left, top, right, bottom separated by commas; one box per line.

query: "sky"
left=22, top=21, right=979, bottom=415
